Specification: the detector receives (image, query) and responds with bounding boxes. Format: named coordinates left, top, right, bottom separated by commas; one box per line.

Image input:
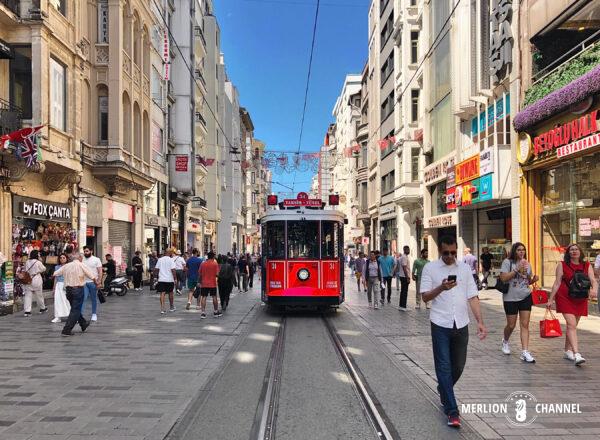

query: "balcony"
left=0, top=0, right=19, bottom=16
left=191, top=196, right=207, bottom=212
left=0, top=98, right=22, bottom=136
left=356, top=122, right=368, bottom=142
left=394, top=182, right=422, bottom=206
left=194, top=68, right=207, bottom=95
left=81, top=142, right=154, bottom=195
left=194, top=26, right=207, bottom=57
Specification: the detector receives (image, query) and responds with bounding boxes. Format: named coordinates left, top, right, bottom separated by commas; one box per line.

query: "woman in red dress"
left=548, top=244, right=597, bottom=366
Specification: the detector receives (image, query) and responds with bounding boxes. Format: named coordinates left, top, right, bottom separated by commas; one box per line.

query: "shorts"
left=201, top=287, right=217, bottom=297
left=188, top=279, right=198, bottom=290
left=156, top=282, right=174, bottom=294
left=355, top=271, right=362, bottom=279
left=503, top=294, right=533, bottom=315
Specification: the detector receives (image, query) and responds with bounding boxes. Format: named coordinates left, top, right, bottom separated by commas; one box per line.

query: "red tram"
left=260, top=193, right=346, bottom=308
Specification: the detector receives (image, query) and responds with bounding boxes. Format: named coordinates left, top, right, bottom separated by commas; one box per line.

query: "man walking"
left=248, top=253, right=256, bottom=289
left=420, top=235, right=487, bottom=428
left=362, top=251, right=382, bottom=309
left=172, top=250, right=186, bottom=295
left=81, top=246, right=102, bottom=322
left=102, top=254, right=116, bottom=295
left=463, top=248, right=480, bottom=289
left=354, top=252, right=366, bottom=292
left=154, top=249, right=177, bottom=314
left=412, top=249, right=430, bottom=309
left=398, top=246, right=411, bottom=311
left=379, top=249, right=395, bottom=305
left=237, top=255, right=249, bottom=292
left=53, top=252, right=97, bottom=336
left=148, top=252, right=158, bottom=290
left=131, top=251, right=144, bottom=291
left=185, top=249, right=203, bottom=310
left=198, top=252, right=222, bottom=319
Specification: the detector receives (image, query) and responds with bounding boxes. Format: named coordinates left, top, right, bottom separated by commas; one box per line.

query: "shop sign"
left=556, top=132, right=600, bottom=159
left=447, top=174, right=493, bottom=209
left=455, top=154, right=480, bottom=185
left=86, top=226, right=94, bottom=237
left=13, top=196, right=72, bottom=221
left=532, top=110, right=598, bottom=157
left=480, top=148, right=493, bottom=175
left=145, top=214, right=159, bottom=226
left=423, top=156, right=456, bottom=185
left=446, top=166, right=455, bottom=189
left=471, top=94, right=510, bottom=138
left=424, top=213, right=457, bottom=229
left=175, top=155, right=188, bottom=172
left=489, top=0, right=513, bottom=85
left=283, top=192, right=322, bottom=207
left=205, top=222, right=214, bottom=235
left=106, top=200, right=134, bottom=222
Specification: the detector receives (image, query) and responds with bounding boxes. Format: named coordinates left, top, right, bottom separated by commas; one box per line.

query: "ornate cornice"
left=42, top=171, right=80, bottom=192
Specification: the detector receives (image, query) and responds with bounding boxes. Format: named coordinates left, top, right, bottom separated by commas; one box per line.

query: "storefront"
left=11, top=196, right=75, bottom=290
left=187, top=216, right=202, bottom=253
left=204, top=221, right=215, bottom=254
left=105, top=199, right=134, bottom=273
left=143, top=182, right=169, bottom=255
left=170, top=202, right=184, bottom=252
left=517, top=99, right=600, bottom=287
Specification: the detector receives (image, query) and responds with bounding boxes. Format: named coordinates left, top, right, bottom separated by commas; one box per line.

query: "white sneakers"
left=564, top=350, right=575, bottom=361
left=520, top=350, right=536, bottom=363
left=51, top=317, right=61, bottom=323
left=502, top=340, right=511, bottom=355
left=91, top=314, right=97, bottom=322
left=564, top=350, right=586, bottom=365
left=574, top=353, right=586, bottom=366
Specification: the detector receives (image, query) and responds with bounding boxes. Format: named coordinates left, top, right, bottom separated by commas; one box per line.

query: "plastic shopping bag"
left=540, top=309, right=562, bottom=338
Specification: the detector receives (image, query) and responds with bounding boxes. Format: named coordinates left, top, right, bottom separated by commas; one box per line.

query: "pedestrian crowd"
left=349, top=236, right=598, bottom=429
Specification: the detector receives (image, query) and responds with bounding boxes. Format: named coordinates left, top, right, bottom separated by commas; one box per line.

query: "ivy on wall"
left=524, top=42, right=600, bottom=107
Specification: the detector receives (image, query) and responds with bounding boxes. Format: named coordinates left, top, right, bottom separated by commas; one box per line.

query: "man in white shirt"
left=154, top=248, right=177, bottom=314
left=420, top=235, right=487, bottom=429
left=397, top=246, right=411, bottom=310
left=81, top=246, right=103, bottom=322
left=172, top=250, right=186, bottom=295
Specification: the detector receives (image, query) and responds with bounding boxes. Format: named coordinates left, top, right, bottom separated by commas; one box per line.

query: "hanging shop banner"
left=455, top=154, right=480, bottom=185
left=479, top=148, right=493, bottom=175
left=13, top=196, right=72, bottom=221
left=471, top=94, right=510, bottom=138
left=489, top=0, right=513, bottom=85
left=175, top=155, right=188, bottom=172
left=446, top=166, right=456, bottom=189
left=447, top=174, right=493, bottom=209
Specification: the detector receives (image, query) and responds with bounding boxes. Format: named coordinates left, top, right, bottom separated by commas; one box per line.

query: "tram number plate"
left=270, top=281, right=282, bottom=289
left=325, top=281, right=337, bottom=289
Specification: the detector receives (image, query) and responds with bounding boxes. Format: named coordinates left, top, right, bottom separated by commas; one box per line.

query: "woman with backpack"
left=218, top=256, right=237, bottom=312
left=20, top=250, right=47, bottom=317
left=547, top=244, right=597, bottom=366
left=498, top=243, right=539, bottom=363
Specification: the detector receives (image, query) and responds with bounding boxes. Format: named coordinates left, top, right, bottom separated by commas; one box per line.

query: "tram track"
left=252, top=313, right=398, bottom=440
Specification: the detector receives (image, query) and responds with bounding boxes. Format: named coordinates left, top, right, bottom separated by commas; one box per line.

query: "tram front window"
left=287, top=221, right=319, bottom=259
left=321, top=221, right=340, bottom=258
left=265, top=221, right=285, bottom=259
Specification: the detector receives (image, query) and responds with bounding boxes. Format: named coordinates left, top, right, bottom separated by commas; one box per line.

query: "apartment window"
left=49, top=0, right=66, bottom=16
left=98, top=96, right=108, bottom=142
left=50, top=58, right=66, bottom=131
left=252, top=192, right=257, bottom=204
left=9, top=46, right=32, bottom=119
left=410, top=31, right=419, bottom=64
left=381, top=171, right=395, bottom=195
left=411, top=148, right=420, bottom=181
left=381, top=129, right=395, bottom=158
left=380, top=12, right=394, bottom=48
left=411, top=89, right=419, bottom=122
left=380, top=51, right=394, bottom=87
left=252, top=213, right=256, bottom=225
left=97, top=0, right=109, bottom=43
left=410, top=0, right=417, bottom=5
left=251, top=172, right=256, bottom=184
left=360, top=182, right=368, bottom=211
left=360, top=143, right=368, bottom=168
left=380, top=91, right=395, bottom=122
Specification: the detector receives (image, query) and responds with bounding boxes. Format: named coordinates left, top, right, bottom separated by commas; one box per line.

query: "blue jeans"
left=431, top=322, right=469, bottom=416
left=82, top=282, right=98, bottom=315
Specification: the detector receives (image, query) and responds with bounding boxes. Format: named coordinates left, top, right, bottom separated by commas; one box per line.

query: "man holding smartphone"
left=420, top=235, right=487, bottom=429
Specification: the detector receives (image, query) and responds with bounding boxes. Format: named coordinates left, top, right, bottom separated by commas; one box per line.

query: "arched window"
left=143, top=27, right=150, bottom=76
left=133, top=102, right=141, bottom=158
left=81, top=79, right=91, bottom=142
left=143, top=111, right=150, bottom=163
left=122, top=92, right=132, bottom=152
left=97, top=85, right=109, bottom=143
left=133, top=14, right=141, bottom=66
left=123, top=7, right=131, bottom=56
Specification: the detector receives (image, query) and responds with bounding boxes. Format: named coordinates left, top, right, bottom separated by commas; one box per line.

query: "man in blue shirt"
left=379, top=248, right=396, bottom=305
left=185, top=249, right=203, bottom=310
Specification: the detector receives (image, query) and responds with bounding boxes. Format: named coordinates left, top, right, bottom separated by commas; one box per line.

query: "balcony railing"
left=0, top=98, right=22, bottom=136
left=195, top=112, right=207, bottom=127
left=194, top=26, right=207, bottom=47
left=1, top=0, right=20, bottom=15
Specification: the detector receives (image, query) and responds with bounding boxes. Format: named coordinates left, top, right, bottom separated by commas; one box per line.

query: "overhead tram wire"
left=291, top=0, right=321, bottom=192
left=150, top=0, right=245, bottom=171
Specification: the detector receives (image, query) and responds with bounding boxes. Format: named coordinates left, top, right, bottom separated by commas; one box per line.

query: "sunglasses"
left=442, top=251, right=458, bottom=256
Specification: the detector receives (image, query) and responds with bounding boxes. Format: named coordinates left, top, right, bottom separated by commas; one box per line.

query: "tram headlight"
left=297, top=268, right=310, bottom=281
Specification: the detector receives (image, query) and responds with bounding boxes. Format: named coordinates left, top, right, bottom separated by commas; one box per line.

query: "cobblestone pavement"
left=342, top=268, right=600, bottom=440
left=0, top=284, right=261, bottom=440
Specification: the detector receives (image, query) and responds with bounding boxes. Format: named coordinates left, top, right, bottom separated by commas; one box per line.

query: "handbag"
left=97, top=290, right=106, bottom=304
left=531, top=286, right=548, bottom=305
left=540, top=309, right=563, bottom=338
left=565, top=263, right=591, bottom=299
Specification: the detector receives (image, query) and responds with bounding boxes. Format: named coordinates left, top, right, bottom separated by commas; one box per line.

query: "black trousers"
left=133, top=270, right=143, bottom=288
left=104, top=275, right=114, bottom=294
left=382, top=276, right=393, bottom=302
left=399, top=277, right=409, bottom=308
left=218, top=280, right=233, bottom=308
left=63, top=286, right=87, bottom=333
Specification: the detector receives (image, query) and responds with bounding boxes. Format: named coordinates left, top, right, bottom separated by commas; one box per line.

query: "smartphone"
left=447, top=275, right=457, bottom=283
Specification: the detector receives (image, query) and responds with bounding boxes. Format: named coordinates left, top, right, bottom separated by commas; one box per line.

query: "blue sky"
left=214, top=0, right=369, bottom=196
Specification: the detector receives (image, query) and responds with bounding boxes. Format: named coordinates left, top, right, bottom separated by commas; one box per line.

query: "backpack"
left=565, top=262, right=591, bottom=299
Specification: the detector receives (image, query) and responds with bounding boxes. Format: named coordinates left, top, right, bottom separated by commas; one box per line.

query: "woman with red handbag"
left=547, top=244, right=597, bottom=366
left=498, top=243, right=539, bottom=363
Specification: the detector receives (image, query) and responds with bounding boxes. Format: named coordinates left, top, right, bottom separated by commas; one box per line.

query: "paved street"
left=2, top=272, right=600, bottom=439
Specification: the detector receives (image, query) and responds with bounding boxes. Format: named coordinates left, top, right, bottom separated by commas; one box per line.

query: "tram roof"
left=260, top=208, right=346, bottom=222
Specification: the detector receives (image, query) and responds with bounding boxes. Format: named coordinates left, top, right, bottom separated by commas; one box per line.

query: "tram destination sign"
left=283, top=192, right=323, bottom=207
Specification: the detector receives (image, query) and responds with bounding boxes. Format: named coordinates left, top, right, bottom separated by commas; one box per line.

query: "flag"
left=20, top=136, right=38, bottom=167
left=378, top=139, right=389, bottom=150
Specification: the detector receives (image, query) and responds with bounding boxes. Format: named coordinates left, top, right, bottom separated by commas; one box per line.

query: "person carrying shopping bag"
left=51, top=253, right=71, bottom=323
left=20, top=250, right=47, bottom=317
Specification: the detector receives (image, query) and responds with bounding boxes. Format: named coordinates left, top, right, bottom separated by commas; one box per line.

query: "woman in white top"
left=51, top=253, right=71, bottom=323
left=21, top=250, right=47, bottom=316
